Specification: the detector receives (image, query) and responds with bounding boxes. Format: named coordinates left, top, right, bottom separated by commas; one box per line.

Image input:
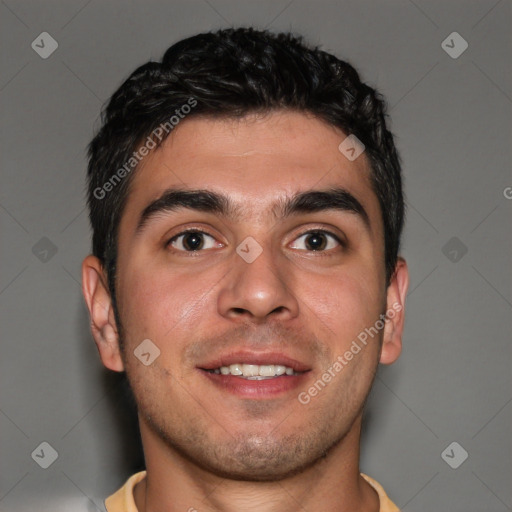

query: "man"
left=82, top=27, right=409, bottom=512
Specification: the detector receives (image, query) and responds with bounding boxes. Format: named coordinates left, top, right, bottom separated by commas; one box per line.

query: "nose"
left=217, top=241, right=299, bottom=322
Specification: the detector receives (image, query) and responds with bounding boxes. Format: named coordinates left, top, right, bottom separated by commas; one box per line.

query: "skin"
left=82, top=110, right=409, bottom=512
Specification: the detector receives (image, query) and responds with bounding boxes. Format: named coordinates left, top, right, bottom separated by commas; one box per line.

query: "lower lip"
left=199, top=370, right=310, bottom=398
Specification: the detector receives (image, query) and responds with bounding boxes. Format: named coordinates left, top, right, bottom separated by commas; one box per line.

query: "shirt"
left=105, top=471, right=400, bottom=511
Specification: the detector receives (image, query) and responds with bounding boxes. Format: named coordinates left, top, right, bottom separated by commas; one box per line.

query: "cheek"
left=117, top=263, right=213, bottom=346
left=302, top=267, right=385, bottom=349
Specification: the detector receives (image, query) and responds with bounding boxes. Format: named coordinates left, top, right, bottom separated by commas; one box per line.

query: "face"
left=84, top=110, right=407, bottom=481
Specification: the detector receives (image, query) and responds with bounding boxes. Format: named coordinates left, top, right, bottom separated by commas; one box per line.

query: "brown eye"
left=290, top=230, right=341, bottom=251
left=168, top=231, right=218, bottom=251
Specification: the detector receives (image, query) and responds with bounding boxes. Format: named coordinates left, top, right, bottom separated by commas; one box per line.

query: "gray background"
left=1, top=0, right=511, bottom=510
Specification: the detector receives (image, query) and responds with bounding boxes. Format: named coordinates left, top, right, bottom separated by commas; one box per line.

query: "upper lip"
left=198, top=351, right=311, bottom=373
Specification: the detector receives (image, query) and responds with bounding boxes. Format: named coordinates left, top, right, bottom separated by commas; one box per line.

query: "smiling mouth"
left=203, top=363, right=306, bottom=379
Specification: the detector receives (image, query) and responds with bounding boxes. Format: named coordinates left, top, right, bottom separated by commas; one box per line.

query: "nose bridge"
left=217, top=237, right=299, bottom=320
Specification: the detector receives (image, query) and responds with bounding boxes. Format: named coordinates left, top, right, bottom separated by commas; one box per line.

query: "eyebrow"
left=135, top=186, right=371, bottom=235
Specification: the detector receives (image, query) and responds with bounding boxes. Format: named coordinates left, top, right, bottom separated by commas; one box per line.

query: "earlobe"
left=380, top=257, right=409, bottom=365
left=81, top=255, right=124, bottom=372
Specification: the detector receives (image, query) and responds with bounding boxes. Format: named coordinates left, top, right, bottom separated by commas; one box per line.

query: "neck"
left=134, top=415, right=380, bottom=512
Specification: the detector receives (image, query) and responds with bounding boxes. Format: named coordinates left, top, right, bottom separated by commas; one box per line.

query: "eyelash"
left=166, top=228, right=344, bottom=254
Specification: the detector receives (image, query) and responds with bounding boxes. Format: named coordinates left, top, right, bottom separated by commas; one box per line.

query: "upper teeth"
left=211, top=364, right=297, bottom=377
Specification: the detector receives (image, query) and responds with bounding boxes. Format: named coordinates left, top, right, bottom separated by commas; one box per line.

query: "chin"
left=163, top=426, right=351, bottom=482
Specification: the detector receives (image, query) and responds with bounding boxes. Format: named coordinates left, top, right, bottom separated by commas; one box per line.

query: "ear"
left=380, top=257, right=409, bottom=365
left=81, top=255, right=124, bottom=372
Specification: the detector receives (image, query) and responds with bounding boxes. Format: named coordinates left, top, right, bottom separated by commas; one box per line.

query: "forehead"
left=120, top=110, right=380, bottom=231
